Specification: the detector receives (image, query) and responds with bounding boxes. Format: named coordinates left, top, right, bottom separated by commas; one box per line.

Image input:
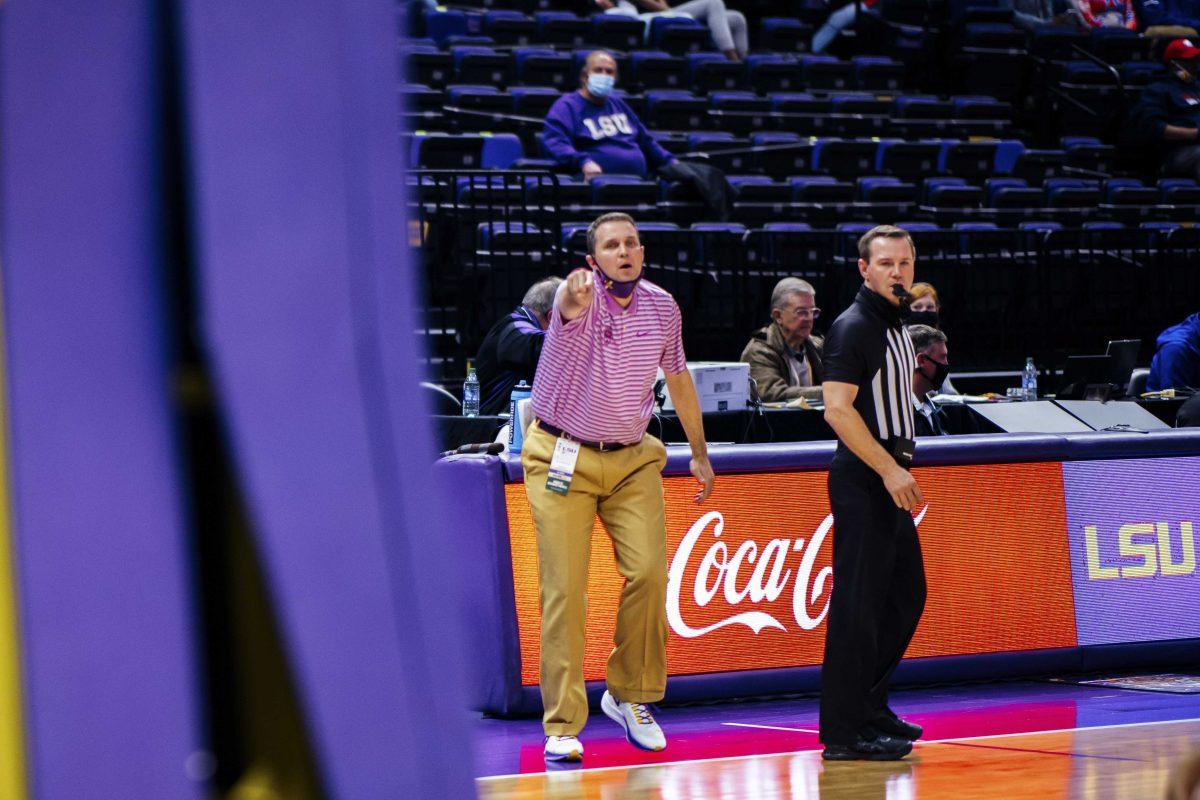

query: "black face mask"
left=908, top=310, right=939, bottom=328
left=920, top=356, right=950, bottom=390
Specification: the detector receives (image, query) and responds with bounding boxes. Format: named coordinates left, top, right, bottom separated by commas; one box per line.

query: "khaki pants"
left=521, top=422, right=669, bottom=736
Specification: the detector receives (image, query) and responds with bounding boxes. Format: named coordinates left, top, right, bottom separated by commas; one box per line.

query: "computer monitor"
left=1057, top=355, right=1114, bottom=401
left=1105, top=339, right=1140, bottom=395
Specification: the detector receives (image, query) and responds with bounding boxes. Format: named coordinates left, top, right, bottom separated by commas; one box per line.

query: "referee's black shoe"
left=872, top=709, right=923, bottom=740
left=821, top=731, right=913, bottom=761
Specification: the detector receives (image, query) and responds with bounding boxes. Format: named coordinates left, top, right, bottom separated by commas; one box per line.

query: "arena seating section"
left=402, top=0, right=1200, bottom=386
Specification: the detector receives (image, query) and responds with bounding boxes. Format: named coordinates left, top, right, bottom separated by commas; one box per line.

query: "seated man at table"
left=474, top=276, right=563, bottom=415
left=1146, top=310, right=1200, bottom=392
left=909, top=324, right=951, bottom=436
left=740, top=277, right=824, bottom=403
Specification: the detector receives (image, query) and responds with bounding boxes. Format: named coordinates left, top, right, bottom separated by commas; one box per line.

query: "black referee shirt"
left=823, top=284, right=917, bottom=444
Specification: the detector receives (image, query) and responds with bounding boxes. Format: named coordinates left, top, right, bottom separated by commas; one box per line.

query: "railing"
left=408, top=169, right=1200, bottom=382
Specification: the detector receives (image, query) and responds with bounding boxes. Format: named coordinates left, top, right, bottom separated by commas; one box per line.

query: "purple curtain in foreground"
left=179, top=0, right=476, bottom=796
left=0, top=2, right=203, bottom=797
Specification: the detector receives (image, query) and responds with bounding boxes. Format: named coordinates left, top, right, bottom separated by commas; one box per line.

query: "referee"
left=818, top=225, right=927, bottom=761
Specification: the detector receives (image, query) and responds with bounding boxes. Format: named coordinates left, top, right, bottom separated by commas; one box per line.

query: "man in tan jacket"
left=740, top=277, right=825, bottom=402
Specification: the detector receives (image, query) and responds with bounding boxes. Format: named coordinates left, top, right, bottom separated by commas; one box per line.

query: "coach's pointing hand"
left=558, top=267, right=594, bottom=321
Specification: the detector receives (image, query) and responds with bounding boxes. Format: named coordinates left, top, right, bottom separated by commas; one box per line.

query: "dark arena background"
left=1, top=0, right=1199, bottom=798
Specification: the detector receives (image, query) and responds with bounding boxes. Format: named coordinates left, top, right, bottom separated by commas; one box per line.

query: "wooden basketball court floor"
left=474, top=679, right=1200, bottom=799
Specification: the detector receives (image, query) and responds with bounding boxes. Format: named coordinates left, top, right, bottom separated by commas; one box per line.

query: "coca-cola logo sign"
left=667, top=507, right=929, bottom=639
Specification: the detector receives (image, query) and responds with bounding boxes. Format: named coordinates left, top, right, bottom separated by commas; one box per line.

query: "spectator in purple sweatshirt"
left=542, top=50, right=678, bottom=180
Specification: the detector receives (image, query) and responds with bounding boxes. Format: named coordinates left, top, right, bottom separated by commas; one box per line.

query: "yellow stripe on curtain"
left=0, top=267, right=29, bottom=799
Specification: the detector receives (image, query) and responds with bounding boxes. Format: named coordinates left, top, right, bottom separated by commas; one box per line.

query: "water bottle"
left=508, top=381, right=533, bottom=454
left=1022, top=357, right=1038, bottom=402
left=462, top=362, right=480, bottom=417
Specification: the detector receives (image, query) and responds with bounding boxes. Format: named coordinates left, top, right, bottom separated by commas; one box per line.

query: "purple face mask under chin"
left=596, top=268, right=641, bottom=298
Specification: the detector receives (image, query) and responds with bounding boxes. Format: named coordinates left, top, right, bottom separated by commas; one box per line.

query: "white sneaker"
left=543, top=735, right=583, bottom=762
left=601, top=690, right=667, bottom=752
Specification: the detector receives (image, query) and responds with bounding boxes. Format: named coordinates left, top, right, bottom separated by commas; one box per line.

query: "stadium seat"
left=476, top=221, right=547, bottom=250
left=645, top=90, right=707, bottom=130
left=852, top=56, right=905, bottom=90
left=877, top=140, right=941, bottom=178
left=768, top=91, right=824, bottom=113
left=1159, top=179, right=1200, bottom=204
left=894, top=95, right=954, bottom=119
left=813, top=138, right=878, bottom=178
left=650, top=16, right=710, bottom=55
left=858, top=176, right=918, bottom=202
left=729, top=175, right=791, bottom=202
left=509, top=86, right=560, bottom=117
left=1044, top=178, right=1101, bottom=207
left=1104, top=178, right=1158, bottom=206
left=1018, top=221, right=1063, bottom=231
left=1061, top=136, right=1117, bottom=171
left=631, top=51, right=687, bottom=90
left=790, top=176, right=855, bottom=202
left=1010, top=149, right=1065, bottom=185
left=452, top=46, right=511, bottom=86
left=483, top=11, right=536, bottom=46
left=711, top=90, right=770, bottom=112
left=923, top=177, right=981, bottom=206
left=1120, top=61, right=1167, bottom=86
left=1087, top=27, right=1148, bottom=64
left=939, top=140, right=999, bottom=179
left=1057, top=61, right=1110, bottom=86
left=514, top=48, right=572, bottom=89
left=801, top=55, right=853, bottom=90
left=458, top=176, right=522, bottom=205
left=952, top=95, right=1010, bottom=119
left=591, top=175, right=659, bottom=205
left=408, top=44, right=453, bottom=88
left=686, top=131, right=739, bottom=153
left=535, top=12, right=590, bottom=47
left=752, top=136, right=814, bottom=177
left=985, top=177, right=1042, bottom=208
left=424, top=9, right=469, bottom=45
left=480, top=134, right=523, bottom=169
left=689, top=53, right=745, bottom=92
left=747, top=54, right=802, bottom=93
left=1082, top=221, right=1125, bottom=230
left=760, top=17, right=811, bottom=52
left=399, top=84, right=444, bottom=121
left=412, top=132, right=485, bottom=169
left=895, top=221, right=940, bottom=231
left=1028, top=26, right=1087, bottom=59
left=763, top=221, right=814, bottom=231
left=993, top=139, right=1026, bottom=174
left=831, top=93, right=892, bottom=115
left=446, top=84, right=509, bottom=114
left=591, top=14, right=643, bottom=50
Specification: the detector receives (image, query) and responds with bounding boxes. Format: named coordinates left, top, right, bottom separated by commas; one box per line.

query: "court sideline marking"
left=476, top=715, right=1200, bottom=781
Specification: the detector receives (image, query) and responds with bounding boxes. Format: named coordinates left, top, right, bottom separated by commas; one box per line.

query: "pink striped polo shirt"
left=530, top=270, right=686, bottom=444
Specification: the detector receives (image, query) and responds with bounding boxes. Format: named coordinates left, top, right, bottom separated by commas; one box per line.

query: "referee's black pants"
left=819, top=452, right=927, bottom=745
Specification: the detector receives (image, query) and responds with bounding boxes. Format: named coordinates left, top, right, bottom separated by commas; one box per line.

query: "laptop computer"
left=1104, top=339, right=1140, bottom=395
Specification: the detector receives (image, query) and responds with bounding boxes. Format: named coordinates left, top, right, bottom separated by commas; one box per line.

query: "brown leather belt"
left=535, top=419, right=631, bottom=452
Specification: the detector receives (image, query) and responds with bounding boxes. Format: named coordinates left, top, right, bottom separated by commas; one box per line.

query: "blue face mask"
left=587, top=73, right=614, bottom=98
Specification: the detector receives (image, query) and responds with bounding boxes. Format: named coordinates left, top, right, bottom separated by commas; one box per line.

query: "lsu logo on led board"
left=1083, top=521, right=1196, bottom=580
